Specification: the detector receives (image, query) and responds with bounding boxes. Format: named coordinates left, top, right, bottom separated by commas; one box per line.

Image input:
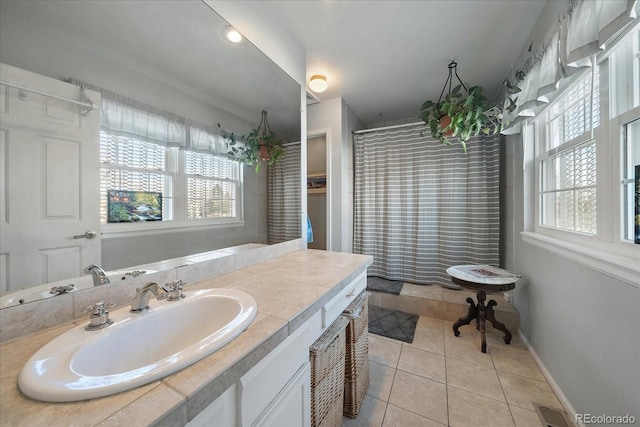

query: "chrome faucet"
left=84, top=264, right=110, bottom=286
left=131, top=282, right=167, bottom=312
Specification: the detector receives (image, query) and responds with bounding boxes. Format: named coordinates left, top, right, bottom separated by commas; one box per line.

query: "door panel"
left=44, top=137, right=80, bottom=218
left=0, top=63, right=101, bottom=292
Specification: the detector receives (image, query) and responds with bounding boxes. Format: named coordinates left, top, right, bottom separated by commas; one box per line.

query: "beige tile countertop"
left=0, top=249, right=372, bottom=427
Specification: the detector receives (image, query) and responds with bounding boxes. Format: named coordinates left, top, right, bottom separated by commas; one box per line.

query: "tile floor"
left=342, top=314, right=564, bottom=427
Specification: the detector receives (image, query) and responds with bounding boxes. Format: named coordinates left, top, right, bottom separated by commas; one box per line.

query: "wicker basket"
left=310, top=316, right=349, bottom=427
left=345, top=332, right=368, bottom=384
left=344, top=366, right=369, bottom=418
left=342, top=291, right=370, bottom=418
left=343, top=292, right=370, bottom=346
left=318, top=393, right=344, bottom=427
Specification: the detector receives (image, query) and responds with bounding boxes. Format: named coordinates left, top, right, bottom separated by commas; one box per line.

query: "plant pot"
left=439, top=115, right=454, bottom=136
left=258, top=144, right=270, bottom=161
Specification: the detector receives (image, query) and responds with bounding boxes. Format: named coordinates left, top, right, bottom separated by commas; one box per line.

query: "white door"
left=0, top=63, right=101, bottom=292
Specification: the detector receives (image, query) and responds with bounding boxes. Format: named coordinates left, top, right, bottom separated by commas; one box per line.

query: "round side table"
left=446, top=265, right=521, bottom=353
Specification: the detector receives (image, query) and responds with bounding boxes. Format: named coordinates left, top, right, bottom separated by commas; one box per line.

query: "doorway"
left=307, top=134, right=327, bottom=250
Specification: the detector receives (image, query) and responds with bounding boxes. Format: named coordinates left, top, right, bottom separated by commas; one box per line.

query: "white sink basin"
left=18, top=288, right=257, bottom=402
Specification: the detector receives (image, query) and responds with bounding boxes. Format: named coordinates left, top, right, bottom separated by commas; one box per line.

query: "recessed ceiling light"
left=309, top=75, right=328, bottom=93
left=224, top=26, right=242, bottom=43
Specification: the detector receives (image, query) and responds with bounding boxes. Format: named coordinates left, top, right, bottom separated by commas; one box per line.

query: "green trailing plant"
left=419, top=83, right=503, bottom=152
left=502, top=42, right=533, bottom=115
left=226, top=110, right=285, bottom=172
left=226, top=130, right=285, bottom=172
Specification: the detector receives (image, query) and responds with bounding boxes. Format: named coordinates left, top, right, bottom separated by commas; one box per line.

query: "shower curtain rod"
left=353, top=121, right=424, bottom=135
left=0, top=79, right=96, bottom=115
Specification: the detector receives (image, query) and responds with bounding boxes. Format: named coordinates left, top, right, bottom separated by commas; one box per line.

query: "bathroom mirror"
left=0, top=0, right=302, bottom=306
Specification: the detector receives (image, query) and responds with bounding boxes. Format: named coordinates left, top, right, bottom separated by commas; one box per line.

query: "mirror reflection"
left=0, top=0, right=302, bottom=307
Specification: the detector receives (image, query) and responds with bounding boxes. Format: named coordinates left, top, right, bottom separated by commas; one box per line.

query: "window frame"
left=523, top=30, right=640, bottom=286
left=180, top=149, right=243, bottom=222
left=101, top=134, right=245, bottom=240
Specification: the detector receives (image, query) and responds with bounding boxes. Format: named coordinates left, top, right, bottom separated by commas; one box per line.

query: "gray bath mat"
left=368, top=305, right=418, bottom=343
left=367, top=276, right=403, bottom=295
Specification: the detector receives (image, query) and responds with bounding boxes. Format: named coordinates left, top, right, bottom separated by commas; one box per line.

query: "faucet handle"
left=125, top=270, right=147, bottom=278
left=164, top=280, right=185, bottom=301
left=50, top=284, right=75, bottom=295
left=82, top=301, right=115, bottom=314
left=82, top=301, right=116, bottom=331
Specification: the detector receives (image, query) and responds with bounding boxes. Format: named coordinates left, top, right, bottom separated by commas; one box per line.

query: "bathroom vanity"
left=0, top=245, right=372, bottom=426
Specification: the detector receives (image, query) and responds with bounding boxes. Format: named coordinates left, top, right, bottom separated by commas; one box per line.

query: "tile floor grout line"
left=443, top=339, right=451, bottom=427
left=381, top=350, right=400, bottom=426
left=441, top=293, right=451, bottom=427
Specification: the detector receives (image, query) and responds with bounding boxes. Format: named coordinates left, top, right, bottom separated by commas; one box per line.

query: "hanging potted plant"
left=419, top=61, right=504, bottom=152
left=227, top=109, right=285, bottom=172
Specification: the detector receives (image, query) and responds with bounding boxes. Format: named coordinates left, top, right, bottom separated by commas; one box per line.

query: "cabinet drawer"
left=322, top=271, right=366, bottom=328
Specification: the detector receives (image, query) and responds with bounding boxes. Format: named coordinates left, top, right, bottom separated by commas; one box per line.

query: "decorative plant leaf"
left=226, top=127, right=285, bottom=172
left=419, top=79, right=507, bottom=151
left=420, top=100, right=435, bottom=111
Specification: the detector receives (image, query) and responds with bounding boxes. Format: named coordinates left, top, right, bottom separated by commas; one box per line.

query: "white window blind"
left=539, top=66, right=599, bottom=234
left=184, top=151, right=239, bottom=220
left=547, top=68, right=599, bottom=151
left=541, top=140, right=597, bottom=233
left=100, top=131, right=172, bottom=223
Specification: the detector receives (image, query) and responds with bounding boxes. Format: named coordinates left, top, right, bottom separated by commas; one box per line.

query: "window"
left=100, top=131, right=174, bottom=223
left=184, top=150, right=238, bottom=219
left=99, top=99, right=242, bottom=231
left=527, top=25, right=640, bottom=283
left=538, top=68, right=599, bottom=235
left=541, top=140, right=597, bottom=233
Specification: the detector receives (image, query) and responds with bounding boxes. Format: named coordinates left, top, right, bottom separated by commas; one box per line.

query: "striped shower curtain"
left=268, top=143, right=301, bottom=244
left=353, top=125, right=500, bottom=287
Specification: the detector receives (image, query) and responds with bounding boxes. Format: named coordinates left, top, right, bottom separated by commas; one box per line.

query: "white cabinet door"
left=0, top=63, right=101, bottom=291
left=240, top=323, right=309, bottom=426
left=186, top=384, right=237, bottom=427
left=253, top=362, right=310, bottom=427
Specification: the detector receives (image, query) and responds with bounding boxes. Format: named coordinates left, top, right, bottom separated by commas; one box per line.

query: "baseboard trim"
left=518, top=331, right=584, bottom=427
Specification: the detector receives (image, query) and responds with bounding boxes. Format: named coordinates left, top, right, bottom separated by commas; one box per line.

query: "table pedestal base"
left=452, top=289, right=512, bottom=353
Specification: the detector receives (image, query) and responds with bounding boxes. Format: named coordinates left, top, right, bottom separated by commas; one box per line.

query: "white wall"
left=343, top=103, right=366, bottom=252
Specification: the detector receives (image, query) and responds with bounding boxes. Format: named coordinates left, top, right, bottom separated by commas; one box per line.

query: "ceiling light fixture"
left=309, top=75, right=328, bottom=93
left=224, top=26, right=242, bottom=43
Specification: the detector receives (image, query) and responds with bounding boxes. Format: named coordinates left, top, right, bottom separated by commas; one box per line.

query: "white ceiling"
left=267, top=0, right=547, bottom=126
left=0, top=0, right=301, bottom=138
left=0, top=0, right=547, bottom=137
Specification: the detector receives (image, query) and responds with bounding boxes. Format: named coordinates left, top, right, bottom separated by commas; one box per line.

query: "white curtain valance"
left=567, top=0, right=636, bottom=64
left=503, top=0, right=638, bottom=133
left=102, top=97, right=186, bottom=147
left=67, top=78, right=230, bottom=155
left=189, top=125, right=230, bottom=154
